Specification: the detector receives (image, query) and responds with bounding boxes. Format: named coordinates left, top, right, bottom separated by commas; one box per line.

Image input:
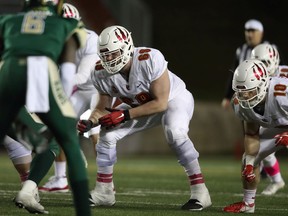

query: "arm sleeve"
left=74, top=53, right=99, bottom=86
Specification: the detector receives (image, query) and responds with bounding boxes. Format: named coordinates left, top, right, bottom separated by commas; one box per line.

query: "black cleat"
left=181, top=199, right=203, bottom=211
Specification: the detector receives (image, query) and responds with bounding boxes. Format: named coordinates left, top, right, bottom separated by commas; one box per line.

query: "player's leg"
left=38, top=67, right=90, bottom=215
left=89, top=102, right=159, bottom=206
left=41, top=89, right=95, bottom=192
left=223, top=127, right=285, bottom=213
left=261, top=152, right=285, bottom=195
left=39, top=148, right=69, bottom=192
left=163, top=90, right=211, bottom=211
left=0, top=58, right=26, bottom=148
left=3, top=136, right=32, bottom=183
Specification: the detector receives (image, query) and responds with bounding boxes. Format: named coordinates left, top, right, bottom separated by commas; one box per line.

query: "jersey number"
left=274, top=84, right=287, bottom=97
left=138, top=49, right=151, bottom=61
left=21, top=13, right=47, bottom=34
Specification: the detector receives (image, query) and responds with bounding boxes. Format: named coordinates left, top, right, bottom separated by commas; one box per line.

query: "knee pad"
left=262, top=153, right=277, bottom=166
left=165, top=127, right=199, bottom=166
left=3, top=136, right=32, bottom=162
left=164, top=127, right=188, bottom=146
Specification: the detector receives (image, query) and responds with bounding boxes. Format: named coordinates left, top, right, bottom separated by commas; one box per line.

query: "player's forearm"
left=129, top=99, right=168, bottom=119
left=244, top=134, right=260, bottom=157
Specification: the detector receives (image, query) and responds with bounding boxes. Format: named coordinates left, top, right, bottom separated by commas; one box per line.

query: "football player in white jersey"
left=38, top=3, right=100, bottom=192
left=77, top=25, right=212, bottom=211
left=223, top=59, right=288, bottom=213
left=250, top=44, right=286, bottom=195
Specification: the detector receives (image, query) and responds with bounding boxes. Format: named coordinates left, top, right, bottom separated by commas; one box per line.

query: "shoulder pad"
left=72, top=21, right=87, bottom=49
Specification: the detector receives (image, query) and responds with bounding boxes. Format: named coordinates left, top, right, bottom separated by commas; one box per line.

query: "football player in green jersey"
left=0, top=0, right=91, bottom=215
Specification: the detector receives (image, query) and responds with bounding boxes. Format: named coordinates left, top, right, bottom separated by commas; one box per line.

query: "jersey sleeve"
left=74, top=30, right=99, bottom=86
left=147, top=49, right=168, bottom=81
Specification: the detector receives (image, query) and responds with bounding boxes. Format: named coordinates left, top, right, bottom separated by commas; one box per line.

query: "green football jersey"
left=0, top=7, right=86, bottom=63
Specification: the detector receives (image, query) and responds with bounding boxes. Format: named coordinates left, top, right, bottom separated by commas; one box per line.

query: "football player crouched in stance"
left=77, top=25, right=212, bottom=211
left=223, top=59, right=288, bottom=213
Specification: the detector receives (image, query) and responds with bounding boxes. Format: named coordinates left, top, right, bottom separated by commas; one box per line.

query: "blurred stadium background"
left=1, top=0, right=288, bottom=157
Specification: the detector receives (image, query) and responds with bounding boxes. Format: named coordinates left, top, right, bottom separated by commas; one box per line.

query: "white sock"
left=243, top=189, right=256, bottom=205
left=54, top=161, right=67, bottom=178
left=184, top=159, right=201, bottom=176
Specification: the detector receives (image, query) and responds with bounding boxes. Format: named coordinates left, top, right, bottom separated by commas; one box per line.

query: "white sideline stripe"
left=2, top=189, right=288, bottom=212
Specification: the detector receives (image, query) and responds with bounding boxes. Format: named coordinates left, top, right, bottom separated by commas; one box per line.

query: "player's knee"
left=164, top=127, right=189, bottom=147
left=96, top=143, right=117, bottom=166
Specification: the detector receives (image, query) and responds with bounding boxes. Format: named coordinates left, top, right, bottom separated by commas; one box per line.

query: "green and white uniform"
left=0, top=6, right=90, bottom=216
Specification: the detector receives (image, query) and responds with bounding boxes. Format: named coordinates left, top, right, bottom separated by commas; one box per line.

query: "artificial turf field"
left=0, top=152, right=288, bottom=216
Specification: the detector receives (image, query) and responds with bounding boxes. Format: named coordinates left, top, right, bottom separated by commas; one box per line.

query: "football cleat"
left=261, top=180, right=285, bottom=195
left=182, top=184, right=212, bottom=211
left=14, top=180, right=48, bottom=214
left=182, top=199, right=205, bottom=211
left=39, top=176, right=69, bottom=193
left=89, top=182, right=115, bottom=206
left=223, top=201, right=255, bottom=213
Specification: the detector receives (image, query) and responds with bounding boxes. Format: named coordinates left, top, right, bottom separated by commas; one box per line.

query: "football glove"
left=275, top=132, right=288, bottom=146
left=98, top=108, right=130, bottom=129
left=77, top=120, right=94, bottom=134
left=242, top=164, right=255, bottom=183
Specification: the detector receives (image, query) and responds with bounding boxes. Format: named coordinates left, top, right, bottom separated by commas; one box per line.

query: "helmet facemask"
left=236, top=84, right=267, bottom=109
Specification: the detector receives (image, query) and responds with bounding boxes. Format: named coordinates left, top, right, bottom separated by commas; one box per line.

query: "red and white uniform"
left=233, top=75, right=288, bottom=165
left=91, top=47, right=198, bottom=167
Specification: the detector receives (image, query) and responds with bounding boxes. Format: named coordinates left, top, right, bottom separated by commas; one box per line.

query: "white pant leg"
left=3, top=136, right=32, bottom=164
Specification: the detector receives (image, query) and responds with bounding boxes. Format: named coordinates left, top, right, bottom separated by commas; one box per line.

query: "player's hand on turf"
left=77, top=120, right=93, bottom=134
left=242, top=164, right=255, bottom=183
left=275, top=132, right=288, bottom=147
left=98, top=108, right=130, bottom=129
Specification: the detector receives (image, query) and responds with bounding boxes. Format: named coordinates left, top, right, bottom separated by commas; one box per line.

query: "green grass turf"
left=0, top=153, right=288, bottom=216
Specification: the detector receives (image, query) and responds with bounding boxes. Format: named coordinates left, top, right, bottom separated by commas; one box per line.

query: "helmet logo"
left=253, top=63, right=265, bottom=80
left=115, top=28, right=127, bottom=42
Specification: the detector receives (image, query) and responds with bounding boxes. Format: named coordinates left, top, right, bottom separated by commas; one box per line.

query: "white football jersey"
left=91, top=47, right=186, bottom=107
left=275, top=65, right=288, bottom=78
left=233, top=76, right=288, bottom=127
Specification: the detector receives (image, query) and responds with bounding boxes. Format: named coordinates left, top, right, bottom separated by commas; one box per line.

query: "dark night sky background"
left=140, top=0, right=288, bottom=102
left=76, top=0, right=288, bottom=102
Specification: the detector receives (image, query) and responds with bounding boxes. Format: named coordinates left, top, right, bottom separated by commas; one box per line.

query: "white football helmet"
left=62, top=3, right=81, bottom=20
left=232, top=59, right=269, bottom=109
left=251, top=44, right=279, bottom=76
left=97, top=25, right=134, bottom=74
